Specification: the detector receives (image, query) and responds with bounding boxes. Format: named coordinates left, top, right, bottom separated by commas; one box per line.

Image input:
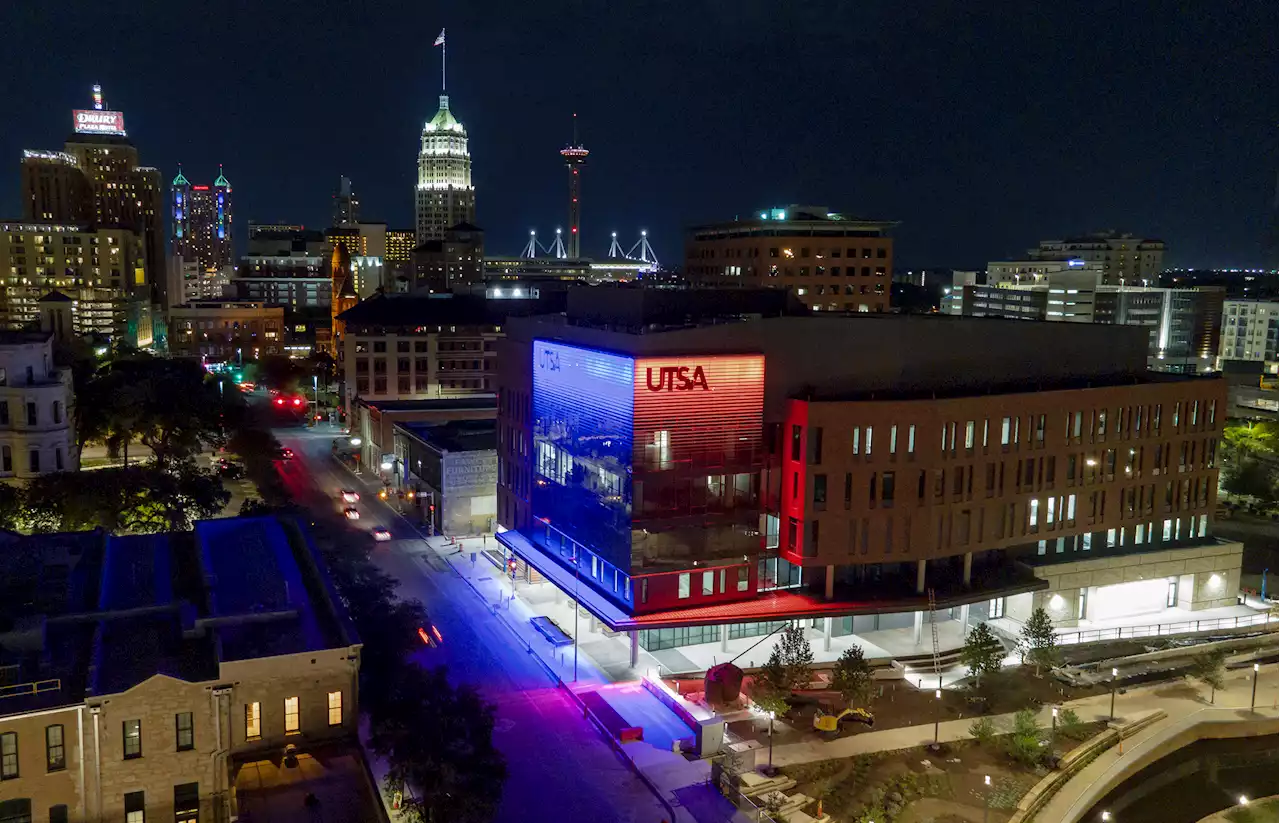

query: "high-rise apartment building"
left=1027, top=231, right=1165, bottom=286
left=20, top=150, right=91, bottom=222
left=1219, top=299, right=1279, bottom=370
left=23, top=90, right=166, bottom=306
left=415, top=95, right=475, bottom=243
left=171, top=167, right=234, bottom=275
left=386, top=229, right=416, bottom=265
left=0, top=220, right=152, bottom=345
left=685, top=206, right=897, bottom=313
left=332, top=175, right=360, bottom=227
left=494, top=289, right=1236, bottom=668
left=959, top=262, right=1223, bottom=373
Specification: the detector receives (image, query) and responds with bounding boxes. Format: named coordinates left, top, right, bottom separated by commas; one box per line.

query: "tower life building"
left=415, top=95, right=475, bottom=243
left=561, top=118, right=588, bottom=259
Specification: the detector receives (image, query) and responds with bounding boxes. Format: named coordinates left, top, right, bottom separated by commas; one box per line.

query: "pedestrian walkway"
left=769, top=663, right=1278, bottom=768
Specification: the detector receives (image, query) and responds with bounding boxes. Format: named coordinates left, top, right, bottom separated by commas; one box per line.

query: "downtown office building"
left=494, top=289, right=1242, bottom=671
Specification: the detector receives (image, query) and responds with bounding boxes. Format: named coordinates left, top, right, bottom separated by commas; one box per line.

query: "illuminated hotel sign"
left=73, top=109, right=126, bottom=136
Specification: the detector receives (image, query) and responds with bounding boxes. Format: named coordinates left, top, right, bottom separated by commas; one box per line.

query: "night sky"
left=1, top=1, right=1275, bottom=269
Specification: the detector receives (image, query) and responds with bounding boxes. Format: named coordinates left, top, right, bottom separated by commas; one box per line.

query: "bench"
left=529, top=616, right=574, bottom=647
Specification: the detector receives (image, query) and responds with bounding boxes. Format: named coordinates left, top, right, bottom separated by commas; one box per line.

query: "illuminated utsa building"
left=496, top=289, right=1242, bottom=671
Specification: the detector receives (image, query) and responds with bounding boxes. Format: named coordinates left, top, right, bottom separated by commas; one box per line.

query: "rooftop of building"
left=337, top=291, right=565, bottom=329
left=0, top=517, right=357, bottom=719
left=689, top=206, right=899, bottom=235
left=395, top=419, right=497, bottom=453
left=0, top=330, right=53, bottom=345
left=356, top=395, right=497, bottom=414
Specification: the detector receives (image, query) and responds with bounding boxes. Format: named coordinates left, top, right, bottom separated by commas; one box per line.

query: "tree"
left=19, top=463, right=229, bottom=534
left=1007, top=708, right=1045, bottom=766
left=1190, top=648, right=1228, bottom=704
left=1020, top=607, right=1060, bottom=676
left=832, top=643, right=874, bottom=708
left=1222, top=455, right=1278, bottom=502
left=752, top=647, right=793, bottom=717
left=370, top=665, right=506, bottom=823
left=776, top=624, right=815, bottom=690
left=961, top=622, right=1005, bottom=685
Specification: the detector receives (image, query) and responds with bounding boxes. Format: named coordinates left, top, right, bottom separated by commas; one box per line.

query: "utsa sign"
left=538, top=347, right=561, bottom=372
left=645, top=365, right=709, bottom=392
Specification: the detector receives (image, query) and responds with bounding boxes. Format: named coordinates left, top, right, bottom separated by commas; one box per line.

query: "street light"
left=768, top=710, right=776, bottom=770
left=1239, top=796, right=1249, bottom=806
left=934, top=689, right=942, bottom=745
left=1101, top=812, right=1111, bottom=821
left=1109, top=667, right=1119, bottom=720
left=1251, top=663, right=1260, bottom=709
left=350, top=437, right=362, bottom=447
left=984, top=774, right=991, bottom=823
left=1052, top=705, right=1059, bottom=734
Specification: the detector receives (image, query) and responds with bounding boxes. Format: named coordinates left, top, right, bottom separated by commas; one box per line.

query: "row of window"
left=694, top=246, right=888, bottom=260
left=355, top=376, right=488, bottom=395
left=353, top=338, right=492, bottom=354
left=353, top=357, right=488, bottom=374
left=1035, top=514, right=1209, bottom=555
left=0, top=693, right=342, bottom=782
left=796, top=401, right=1218, bottom=470
left=675, top=566, right=751, bottom=599
left=0, top=444, right=66, bottom=474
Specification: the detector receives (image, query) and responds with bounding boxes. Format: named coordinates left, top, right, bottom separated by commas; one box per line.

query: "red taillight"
left=417, top=627, right=430, bottom=645
left=274, top=398, right=284, bottom=406
left=293, top=397, right=302, bottom=407
left=432, top=626, right=443, bottom=643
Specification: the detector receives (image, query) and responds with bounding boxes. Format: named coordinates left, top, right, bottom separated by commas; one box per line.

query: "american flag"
left=434, top=29, right=446, bottom=47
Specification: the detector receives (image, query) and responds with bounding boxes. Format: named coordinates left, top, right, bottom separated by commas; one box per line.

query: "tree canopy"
left=961, top=622, right=1005, bottom=684
left=1020, top=607, right=1060, bottom=676
left=832, top=643, right=874, bottom=707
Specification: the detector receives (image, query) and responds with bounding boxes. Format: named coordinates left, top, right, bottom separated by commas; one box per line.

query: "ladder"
left=927, top=588, right=942, bottom=688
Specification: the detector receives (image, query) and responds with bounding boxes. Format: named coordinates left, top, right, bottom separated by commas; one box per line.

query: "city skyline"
left=0, top=2, right=1275, bottom=269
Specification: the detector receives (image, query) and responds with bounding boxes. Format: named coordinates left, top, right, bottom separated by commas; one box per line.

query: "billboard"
left=73, top=109, right=126, bottom=136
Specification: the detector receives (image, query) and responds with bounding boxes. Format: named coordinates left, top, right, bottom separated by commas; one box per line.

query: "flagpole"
left=442, top=36, right=446, bottom=92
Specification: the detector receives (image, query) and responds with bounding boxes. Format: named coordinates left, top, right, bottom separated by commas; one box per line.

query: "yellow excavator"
left=813, top=706, right=875, bottom=733
left=1260, top=374, right=1277, bottom=392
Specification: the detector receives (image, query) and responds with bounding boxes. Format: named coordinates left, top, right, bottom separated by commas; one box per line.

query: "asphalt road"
left=274, top=423, right=669, bottom=823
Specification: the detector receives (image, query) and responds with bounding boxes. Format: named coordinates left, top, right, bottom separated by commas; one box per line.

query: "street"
left=274, top=424, right=670, bottom=823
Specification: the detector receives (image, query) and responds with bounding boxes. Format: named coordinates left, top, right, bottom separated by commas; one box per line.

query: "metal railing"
left=1055, top=612, right=1278, bottom=645
left=0, top=678, right=61, bottom=700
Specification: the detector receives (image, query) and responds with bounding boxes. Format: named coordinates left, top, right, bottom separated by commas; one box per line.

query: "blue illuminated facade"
left=531, top=341, right=635, bottom=575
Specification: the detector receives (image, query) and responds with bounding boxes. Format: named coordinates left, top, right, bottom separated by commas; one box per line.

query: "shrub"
left=970, top=716, right=998, bottom=747
left=1008, top=708, right=1047, bottom=766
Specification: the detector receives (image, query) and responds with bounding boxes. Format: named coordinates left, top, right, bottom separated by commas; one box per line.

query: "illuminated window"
left=678, top=573, right=690, bottom=599
left=245, top=702, right=261, bottom=739
left=284, top=697, right=300, bottom=734
left=125, top=791, right=145, bottom=823
left=46, top=724, right=65, bottom=771
left=702, top=571, right=714, bottom=596
left=0, top=731, right=16, bottom=779
left=328, top=691, right=343, bottom=726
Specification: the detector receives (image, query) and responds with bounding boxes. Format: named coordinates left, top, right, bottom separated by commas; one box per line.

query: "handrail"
left=1055, top=612, right=1278, bottom=646
left=0, top=678, right=62, bottom=700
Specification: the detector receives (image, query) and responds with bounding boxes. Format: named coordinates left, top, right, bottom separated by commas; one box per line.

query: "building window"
left=123, top=719, right=142, bottom=759
left=174, top=782, right=199, bottom=823
left=176, top=712, right=194, bottom=752
left=702, top=570, right=714, bottom=596
left=990, top=597, right=1005, bottom=619
left=0, top=401, right=7, bottom=425
left=865, top=426, right=873, bottom=455
left=50, top=805, right=69, bottom=823
left=52, top=401, right=61, bottom=424
left=1167, top=579, right=1178, bottom=608
left=245, top=702, right=261, bottom=740
left=25, top=401, right=36, bottom=425
left=790, top=425, right=802, bottom=461
left=737, top=567, right=749, bottom=592
left=1, top=731, right=16, bottom=778
left=677, top=573, right=690, bottom=599
left=46, top=724, right=65, bottom=771
left=889, top=424, right=898, bottom=455
left=326, top=691, right=344, bottom=726
left=907, top=424, right=916, bottom=455
left=125, top=790, right=145, bottom=823
left=284, top=696, right=300, bottom=734
left=1028, top=498, right=1039, bottom=528
left=813, top=474, right=827, bottom=507
left=29, top=449, right=39, bottom=473
left=851, top=426, right=860, bottom=455
left=1001, top=417, right=1011, bottom=446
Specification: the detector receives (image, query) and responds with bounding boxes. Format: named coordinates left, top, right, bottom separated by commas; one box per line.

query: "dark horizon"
left=0, top=2, right=1275, bottom=271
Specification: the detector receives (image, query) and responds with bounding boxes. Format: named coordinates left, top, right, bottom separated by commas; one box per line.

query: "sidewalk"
left=769, top=663, right=1279, bottom=768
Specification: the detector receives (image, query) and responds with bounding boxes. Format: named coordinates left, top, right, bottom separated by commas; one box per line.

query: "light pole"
left=934, top=689, right=942, bottom=745
left=1251, top=663, right=1260, bottom=709
left=1101, top=812, right=1111, bottom=821
left=983, top=774, right=991, bottom=823
left=1052, top=706, right=1058, bottom=735
left=1109, top=667, right=1118, bottom=720
left=768, top=710, right=776, bottom=770
left=313, top=374, right=319, bottom=413
left=573, top=542, right=580, bottom=682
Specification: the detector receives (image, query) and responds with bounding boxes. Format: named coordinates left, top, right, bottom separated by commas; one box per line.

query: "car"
left=341, top=489, right=360, bottom=503
left=417, top=623, right=443, bottom=647
left=371, top=527, right=392, bottom=542
left=279, top=447, right=294, bottom=460
left=343, top=507, right=360, bottom=520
